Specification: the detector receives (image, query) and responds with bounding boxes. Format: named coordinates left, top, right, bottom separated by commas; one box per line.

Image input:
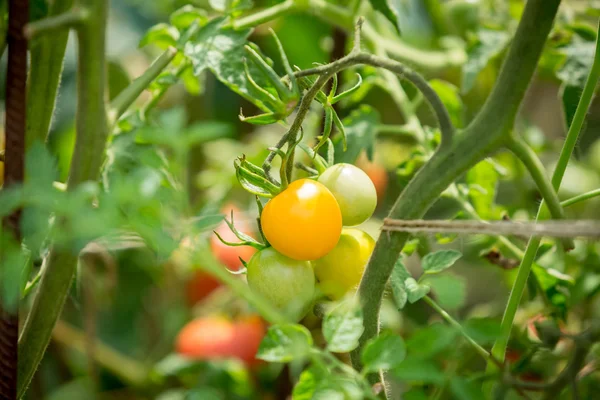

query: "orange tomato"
left=176, top=315, right=265, bottom=366
left=356, top=155, right=388, bottom=205
left=261, top=179, right=342, bottom=261
left=210, top=203, right=257, bottom=271
left=185, top=271, right=222, bottom=305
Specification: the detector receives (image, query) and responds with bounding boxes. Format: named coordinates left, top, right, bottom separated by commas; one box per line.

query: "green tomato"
left=247, top=247, right=315, bottom=321
left=318, top=163, right=377, bottom=226
left=313, top=229, right=375, bottom=300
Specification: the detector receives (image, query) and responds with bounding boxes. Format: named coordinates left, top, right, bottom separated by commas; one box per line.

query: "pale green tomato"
left=247, top=247, right=315, bottom=321
left=318, top=163, right=377, bottom=226
left=313, top=229, right=375, bottom=300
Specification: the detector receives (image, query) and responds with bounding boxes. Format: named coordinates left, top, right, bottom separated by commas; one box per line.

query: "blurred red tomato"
left=186, top=271, right=221, bottom=305
left=176, top=315, right=265, bottom=366
left=356, top=155, right=388, bottom=205
left=210, top=203, right=257, bottom=271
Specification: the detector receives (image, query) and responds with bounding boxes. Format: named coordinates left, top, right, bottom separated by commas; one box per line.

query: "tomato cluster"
left=246, top=162, right=380, bottom=318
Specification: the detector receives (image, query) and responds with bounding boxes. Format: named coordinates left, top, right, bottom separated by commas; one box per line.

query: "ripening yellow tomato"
left=260, top=179, right=342, bottom=261
left=313, top=229, right=375, bottom=299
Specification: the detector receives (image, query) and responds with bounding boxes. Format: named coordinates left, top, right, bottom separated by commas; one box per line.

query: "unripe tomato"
left=186, top=271, right=221, bottom=305
left=247, top=247, right=315, bottom=321
left=210, top=203, right=257, bottom=271
left=313, top=229, right=375, bottom=299
left=261, top=179, right=342, bottom=261
left=176, top=315, right=265, bottom=366
left=318, top=163, right=377, bottom=226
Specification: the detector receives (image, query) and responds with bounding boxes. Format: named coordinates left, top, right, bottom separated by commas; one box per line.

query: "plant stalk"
left=18, top=0, right=109, bottom=397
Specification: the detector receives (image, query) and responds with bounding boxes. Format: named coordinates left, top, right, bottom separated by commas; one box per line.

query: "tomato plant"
left=2, top=0, right=600, bottom=399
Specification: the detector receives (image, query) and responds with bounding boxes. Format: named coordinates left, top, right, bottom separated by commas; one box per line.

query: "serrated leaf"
left=390, top=259, right=411, bottom=309
left=429, top=79, right=463, bottom=128
left=424, top=274, right=466, bottom=310
left=461, top=29, right=510, bottom=93
left=466, top=159, right=498, bottom=219
left=257, top=324, right=313, bottom=362
left=422, top=250, right=462, bottom=274
left=322, top=299, right=364, bottom=353
left=405, top=277, right=430, bottom=303
left=184, top=18, right=279, bottom=114
left=334, top=105, right=379, bottom=164
left=139, top=23, right=179, bottom=49
left=170, top=5, right=207, bottom=30
left=361, top=331, right=406, bottom=373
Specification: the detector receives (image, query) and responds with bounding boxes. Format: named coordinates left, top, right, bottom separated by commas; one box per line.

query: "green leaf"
left=361, top=331, right=406, bottom=373
left=154, top=354, right=206, bottom=377
left=322, top=299, right=364, bottom=353
left=422, top=249, right=462, bottom=274
left=424, top=274, right=466, bottom=310
left=368, top=0, right=399, bottom=34
left=461, top=29, right=510, bottom=93
left=180, top=65, right=203, bottom=95
left=292, top=365, right=328, bottom=400
left=390, top=259, right=411, bottom=310
left=170, top=5, right=207, bottom=30
left=391, top=357, right=445, bottom=384
left=26, top=141, right=58, bottom=191
left=210, top=0, right=253, bottom=15
left=405, top=323, right=457, bottom=359
left=463, top=318, right=502, bottom=346
left=334, top=105, right=379, bottom=164
left=184, top=18, right=278, bottom=114
left=405, top=277, right=430, bottom=303
left=257, top=324, right=313, bottom=362
left=450, top=377, right=483, bottom=400
left=139, top=23, right=179, bottom=49
left=466, top=159, right=498, bottom=219
left=429, top=79, right=463, bottom=128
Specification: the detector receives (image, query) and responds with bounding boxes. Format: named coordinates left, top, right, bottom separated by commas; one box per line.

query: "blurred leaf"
left=466, top=159, right=498, bottom=219
left=185, top=389, right=223, bottom=400
left=0, top=234, right=27, bottom=313
left=47, top=378, right=93, bottom=400
left=181, top=65, right=203, bottom=95
left=323, top=298, right=364, bottom=353
left=170, top=5, right=208, bottom=30
left=154, top=354, right=206, bottom=377
left=210, top=0, right=253, bottom=15
left=185, top=122, right=235, bottom=146
left=463, top=318, right=502, bottom=346
left=361, top=331, right=406, bottom=373
left=390, top=259, right=411, bottom=310
left=0, top=187, right=23, bottom=219
left=292, top=364, right=328, bottom=400
left=391, top=357, right=445, bottom=384
left=450, top=377, right=483, bottom=400
left=429, top=79, right=463, bottom=128
left=369, top=0, right=399, bottom=33
left=405, top=277, right=430, bottom=303
left=140, top=23, right=179, bottom=49
left=257, top=324, right=313, bottom=362
left=556, top=38, right=596, bottom=88
left=26, top=141, right=58, bottom=191
left=403, top=389, right=430, bottom=400
left=334, top=105, right=379, bottom=164
left=462, top=29, right=510, bottom=93
left=405, top=323, right=457, bottom=359
left=393, top=0, right=436, bottom=46
left=422, top=249, right=462, bottom=274
left=424, top=274, right=466, bottom=310
left=184, top=18, right=278, bottom=113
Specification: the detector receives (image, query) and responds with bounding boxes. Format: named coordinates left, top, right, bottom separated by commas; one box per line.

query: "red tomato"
left=176, top=315, right=265, bottom=367
left=210, top=203, right=257, bottom=271
left=356, top=155, right=388, bottom=205
left=185, top=271, right=221, bottom=305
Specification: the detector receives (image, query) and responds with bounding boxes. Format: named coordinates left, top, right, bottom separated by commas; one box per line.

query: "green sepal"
left=314, top=106, right=334, bottom=154
left=235, top=157, right=280, bottom=197
left=331, top=110, right=347, bottom=151
left=331, top=73, right=363, bottom=104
